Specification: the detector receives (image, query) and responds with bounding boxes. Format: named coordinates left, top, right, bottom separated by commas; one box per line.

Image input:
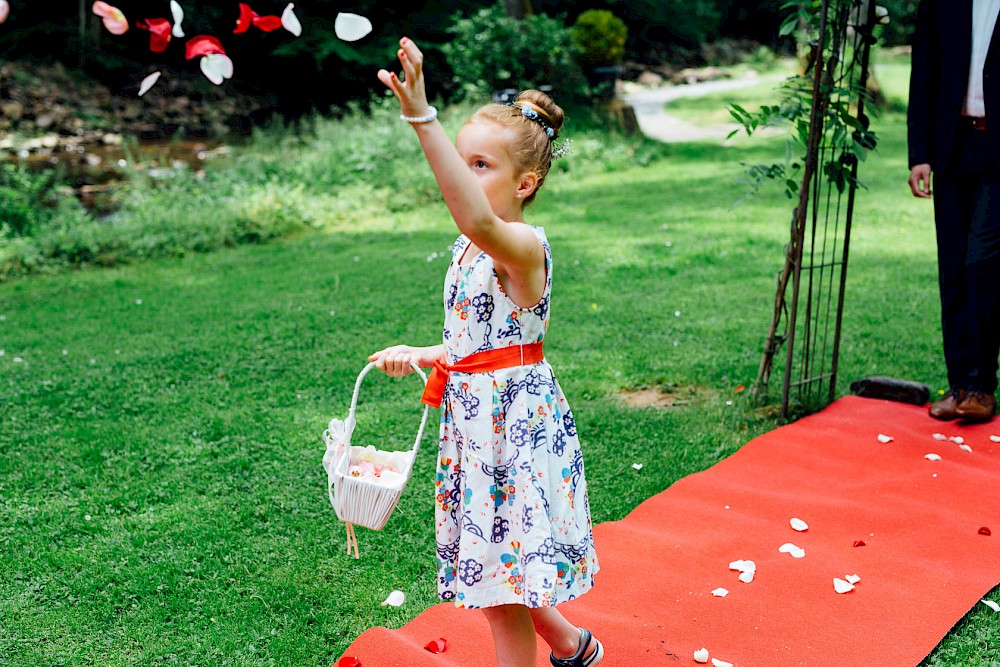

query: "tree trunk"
left=501, top=0, right=534, bottom=19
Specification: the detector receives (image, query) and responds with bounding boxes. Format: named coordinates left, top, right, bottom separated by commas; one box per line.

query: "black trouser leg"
left=967, top=175, right=1000, bottom=393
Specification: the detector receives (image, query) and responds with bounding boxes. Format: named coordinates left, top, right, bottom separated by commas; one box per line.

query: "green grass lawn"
left=1, top=75, right=998, bottom=664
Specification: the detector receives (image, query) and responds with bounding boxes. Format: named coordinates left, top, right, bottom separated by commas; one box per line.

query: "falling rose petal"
left=979, top=526, right=992, bottom=536
left=834, top=577, right=855, bottom=594
left=948, top=436, right=964, bottom=444
left=853, top=539, right=866, bottom=547
left=337, top=657, right=362, bottom=667
left=281, top=3, right=301, bottom=36
left=877, top=433, right=893, bottom=443
left=252, top=13, right=283, bottom=31
left=200, top=53, right=233, bottom=85
left=990, top=435, right=1000, bottom=443
left=932, top=433, right=947, bottom=440
left=631, top=463, right=643, bottom=471
left=138, top=18, right=173, bottom=52
left=711, top=587, right=729, bottom=597
left=711, top=660, right=734, bottom=667
left=423, top=638, right=447, bottom=654
left=925, top=453, right=942, bottom=461
left=138, top=71, right=162, bottom=96
left=186, top=34, right=225, bottom=59
left=170, top=0, right=184, bottom=37
left=381, top=590, right=405, bottom=607
left=959, top=444, right=973, bottom=453
left=0, top=0, right=9, bottom=24
left=738, top=570, right=754, bottom=584
left=693, top=648, right=710, bottom=663
left=790, top=517, right=809, bottom=531
left=234, top=3, right=254, bottom=33
left=93, top=1, right=129, bottom=34
left=334, top=12, right=372, bottom=41
left=982, top=599, right=1000, bottom=612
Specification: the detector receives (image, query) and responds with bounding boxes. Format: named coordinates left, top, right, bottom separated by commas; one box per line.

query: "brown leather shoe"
left=929, top=388, right=967, bottom=420
left=956, top=390, right=997, bottom=422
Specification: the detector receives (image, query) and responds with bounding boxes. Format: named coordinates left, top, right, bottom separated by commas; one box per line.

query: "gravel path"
left=621, top=73, right=782, bottom=143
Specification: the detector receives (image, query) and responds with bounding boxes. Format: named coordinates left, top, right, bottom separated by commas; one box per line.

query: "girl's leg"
left=528, top=607, right=600, bottom=661
left=481, top=604, right=537, bottom=667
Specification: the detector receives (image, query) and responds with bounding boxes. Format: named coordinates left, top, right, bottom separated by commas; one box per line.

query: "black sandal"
left=549, top=628, right=604, bottom=667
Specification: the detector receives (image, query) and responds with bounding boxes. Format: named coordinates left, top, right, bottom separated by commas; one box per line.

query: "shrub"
left=443, top=3, right=586, bottom=101
left=571, top=9, right=628, bottom=68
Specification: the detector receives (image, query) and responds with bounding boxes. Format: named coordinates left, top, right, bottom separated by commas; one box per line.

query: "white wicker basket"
left=322, top=360, right=429, bottom=558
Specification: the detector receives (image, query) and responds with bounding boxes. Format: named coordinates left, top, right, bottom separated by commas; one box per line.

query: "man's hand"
left=908, top=163, right=932, bottom=198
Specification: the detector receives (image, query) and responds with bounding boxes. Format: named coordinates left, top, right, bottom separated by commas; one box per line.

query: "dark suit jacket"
left=908, top=0, right=1000, bottom=172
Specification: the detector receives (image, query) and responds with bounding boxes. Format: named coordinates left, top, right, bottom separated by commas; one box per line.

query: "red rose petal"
left=735, top=384, right=745, bottom=393
left=185, top=34, right=225, bottom=59
left=137, top=18, right=172, bottom=52
left=853, top=540, right=866, bottom=547
left=979, top=526, right=992, bottom=536
left=423, top=638, right=447, bottom=654
left=252, top=14, right=282, bottom=32
left=336, top=657, right=361, bottom=667
left=234, top=3, right=254, bottom=33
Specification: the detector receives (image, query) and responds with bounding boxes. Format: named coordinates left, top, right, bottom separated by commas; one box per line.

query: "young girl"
left=368, top=37, right=603, bottom=667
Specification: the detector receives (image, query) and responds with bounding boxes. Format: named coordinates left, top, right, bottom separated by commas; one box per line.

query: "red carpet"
left=341, top=396, right=1000, bottom=666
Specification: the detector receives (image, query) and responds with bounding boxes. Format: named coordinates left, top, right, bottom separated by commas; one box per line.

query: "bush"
left=571, top=9, right=628, bottom=67
left=443, top=3, right=586, bottom=101
left=0, top=163, right=89, bottom=238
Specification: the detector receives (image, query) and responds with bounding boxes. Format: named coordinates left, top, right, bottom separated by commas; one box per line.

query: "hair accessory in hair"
left=551, top=137, right=573, bottom=160
left=507, top=102, right=555, bottom=139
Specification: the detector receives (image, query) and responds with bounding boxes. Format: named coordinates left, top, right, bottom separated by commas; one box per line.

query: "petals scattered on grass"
left=790, top=517, right=808, bottom=531
left=423, top=638, right=447, bottom=654
left=982, top=599, right=1000, bottom=612
left=334, top=12, right=372, bottom=41
left=833, top=577, right=855, bottom=594
left=631, top=463, right=643, bottom=471
left=924, top=453, right=942, bottom=461
left=381, top=590, right=404, bottom=607
left=693, top=647, right=710, bottom=663
left=711, top=588, right=728, bottom=597
left=877, top=433, right=893, bottom=443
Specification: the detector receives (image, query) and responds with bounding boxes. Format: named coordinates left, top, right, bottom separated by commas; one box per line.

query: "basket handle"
left=344, top=360, right=430, bottom=461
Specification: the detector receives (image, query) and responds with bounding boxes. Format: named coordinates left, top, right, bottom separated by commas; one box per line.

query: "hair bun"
left=515, top=90, right=564, bottom=137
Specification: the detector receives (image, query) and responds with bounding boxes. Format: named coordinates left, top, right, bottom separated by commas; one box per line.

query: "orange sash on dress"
left=420, top=343, right=545, bottom=408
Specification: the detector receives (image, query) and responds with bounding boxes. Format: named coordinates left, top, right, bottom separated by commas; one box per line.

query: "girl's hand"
left=376, top=37, right=432, bottom=119
left=368, top=344, right=443, bottom=377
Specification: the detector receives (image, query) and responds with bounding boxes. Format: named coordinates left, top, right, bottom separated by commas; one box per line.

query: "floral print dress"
left=435, top=225, right=599, bottom=609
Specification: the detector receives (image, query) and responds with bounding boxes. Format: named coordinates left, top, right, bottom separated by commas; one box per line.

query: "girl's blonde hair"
left=469, top=89, right=565, bottom=206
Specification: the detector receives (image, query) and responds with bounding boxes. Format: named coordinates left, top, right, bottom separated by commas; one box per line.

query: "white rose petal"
left=981, top=599, right=1000, bottom=612
left=877, top=433, right=893, bottom=443
left=693, top=648, right=710, bottom=663
left=738, top=570, right=754, bottom=584
left=959, top=444, right=973, bottom=453
left=778, top=543, right=798, bottom=554
left=791, top=547, right=806, bottom=558
left=833, top=577, right=855, bottom=594
left=948, top=436, right=965, bottom=444
left=282, top=3, right=302, bottom=36
left=990, top=435, right=1000, bottom=443
left=932, top=433, right=948, bottom=440
left=170, top=0, right=184, bottom=37
left=200, top=53, right=233, bottom=85
left=712, top=660, right=733, bottom=667
left=711, top=587, right=729, bottom=597
left=925, top=453, right=942, bottom=461
left=13, top=357, right=23, bottom=363
left=631, top=463, right=643, bottom=470
left=845, top=574, right=861, bottom=584
left=381, top=590, right=405, bottom=607
left=790, top=517, right=808, bottom=531
left=334, top=12, right=372, bottom=41
left=729, top=559, right=756, bottom=573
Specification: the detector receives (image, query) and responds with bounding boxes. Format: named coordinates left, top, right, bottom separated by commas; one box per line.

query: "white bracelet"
left=400, top=106, right=437, bottom=124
